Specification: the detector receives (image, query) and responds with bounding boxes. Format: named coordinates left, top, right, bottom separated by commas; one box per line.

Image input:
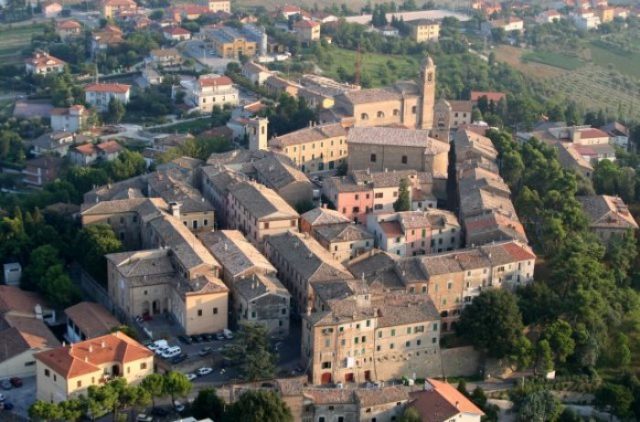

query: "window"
left=407, top=327, right=412, bottom=334
left=140, top=362, right=147, bottom=370
left=204, top=219, right=208, bottom=226
left=361, top=113, right=369, bottom=120
left=319, top=417, right=325, bottom=422
left=393, top=109, right=399, bottom=116
left=77, top=380, right=82, bottom=388
left=264, top=222, right=270, bottom=229
left=377, top=111, right=385, bottom=118
left=197, top=309, right=202, bottom=316
left=213, top=307, right=218, bottom=314
left=321, top=361, right=331, bottom=369
left=406, top=341, right=411, bottom=348
left=353, top=207, right=360, bottom=213
left=44, top=369, right=50, bottom=377
left=354, top=337, right=359, bottom=344
left=401, top=155, right=407, bottom=164
left=390, top=343, right=395, bottom=349
left=391, top=329, right=396, bottom=336
left=370, top=153, right=377, bottom=162
left=375, top=192, right=383, bottom=198
left=411, top=106, right=417, bottom=114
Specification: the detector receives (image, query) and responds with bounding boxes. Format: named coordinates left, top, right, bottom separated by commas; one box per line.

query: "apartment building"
left=69, top=140, right=123, bottom=166
left=227, top=180, right=299, bottom=249
left=50, top=105, right=87, bottom=133
left=269, top=122, right=350, bottom=174
left=322, top=170, right=435, bottom=223
left=147, top=169, right=215, bottom=232
left=251, top=154, right=314, bottom=207
left=347, top=126, right=450, bottom=178
left=241, top=61, right=272, bottom=85
left=55, top=20, right=82, bottom=40
left=206, top=0, right=231, bottom=12
left=293, top=19, right=321, bottom=43
left=34, top=332, right=153, bottom=403
left=264, top=231, right=354, bottom=315
left=349, top=240, right=536, bottom=332
left=577, top=195, right=639, bottom=243
left=183, top=75, right=239, bottom=113
left=312, top=223, right=374, bottom=264
left=409, top=19, right=440, bottom=42
left=84, top=83, right=131, bottom=112
left=197, top=230, right=289, bottom=334
left=302, top=292, right=440, bottom=385
left=301, top=206, right=352, bottom=233
left=22, top=156, right=63, bottom=188
left=101, top=0, right=137, bottom=18
left=367, top=209, right=462, bottom=257
left=200, top=165, right=246, bottom=228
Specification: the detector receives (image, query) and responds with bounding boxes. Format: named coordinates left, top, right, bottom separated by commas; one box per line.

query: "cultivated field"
left=0, top=24, right=45, bottom=64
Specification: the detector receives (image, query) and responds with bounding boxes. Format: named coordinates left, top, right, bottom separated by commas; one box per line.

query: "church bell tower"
left=419, top=55, right=436, bottom=131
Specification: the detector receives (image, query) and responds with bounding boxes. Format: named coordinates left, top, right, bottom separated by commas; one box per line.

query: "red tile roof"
left=579, top=128, right=609, bottom=139
left=75, top=143, right=97, bottom=156
left=294, top=19, right=320, bottom=28
left=56, top=20, right=81, bottom=30
left=199, top=75, right=233, bottom=87
left=34, top=331, right=152, bottom=379
left=409, top=379, right=484, bottom=422
left=164, top=26, right=191, bottom=35
left=85, top=83, right=130, bottom=93
left=379, top=221, right=404, bottom=237
left=26, top=52, right=66, bottom=69
left=470, top=91, right=506, bottom=103
left=97, top=140, right=122, bottom=154
left=501, top=242, right=536, bottom=261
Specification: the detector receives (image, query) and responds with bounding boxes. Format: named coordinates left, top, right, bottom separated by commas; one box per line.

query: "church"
left=333, top=56, right=438, bottom=131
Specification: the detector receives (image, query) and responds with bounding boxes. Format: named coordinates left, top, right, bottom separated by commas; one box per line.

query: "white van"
left=223, top=329, right=233, bottom=339
left=162, top=346, right=182, bottom=358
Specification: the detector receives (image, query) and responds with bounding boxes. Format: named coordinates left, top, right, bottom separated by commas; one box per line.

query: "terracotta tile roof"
left=74, top=143, right=97, bottom=155
left=379, top=221, right=404, bottom=237
left=0, top=285, right=48, bottom=315
left=448, top=100, right=473, bottom=113
left=470, top=91, right=506, bottom=103
left=199, top=75, right=233, bottom=87
left=302, top=207, right=352, bottom=226
left=294, top=19, right=320, bottom=28
left=34, top=331, right=152, bottom=379
left=348, top=127, right=449, bottom=154
left=578, top=128, right=609, bottom=139
left=96, top=140, right=122, bottom=154
left=578, top=195, right=639, bottom=229
left=270, top=123, right=347, bottom=148
left=56, top=20, right=81, bottom=30
left=85, top=83, right=130, bottom=94
left=0, top=315, right=60, bottom=361
left=26, top=52, right=66, bottom=68
left=65, top=302, right=120, bottom=338
left=409, top=379, right=484, bottom=422
left=313, top=223, right=373, bottom=244
left=164, top=26, right=191, bottom=36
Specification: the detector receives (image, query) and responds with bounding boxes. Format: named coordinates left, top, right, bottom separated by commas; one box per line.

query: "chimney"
left=169, top=201, right=181, bottom=218
left=88, top=345, right=93, bottom=352
left=101, top=340, right=106, bottom=348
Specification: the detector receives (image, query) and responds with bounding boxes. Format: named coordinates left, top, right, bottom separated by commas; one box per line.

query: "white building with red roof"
left=25, top=51, right=66, bottom=75
left=55, top=20, right=82, bottom=40
left=69, top=140, right=123, bottom=166
left=163, top=25, right=192, bottom=41
left=35, top=331, right=154, bottom=403
left=50, top=105, right=87, bottom=132
left=409, top=378, right=484, bottom=422
left=84, top=83, right=131, bottom=112
left=182, top=74, right=238, bottom=112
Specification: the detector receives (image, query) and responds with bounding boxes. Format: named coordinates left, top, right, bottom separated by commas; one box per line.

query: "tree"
left=74, top=224, right=122, bottom=283
left=592, top=159, right=619, bottom=195
left=163, top=371, right=192, bottom=404
left=456, top=290, right=530, bottom=364
left=393, top=178, right=411, bottom=212
left=517, top=390, right=563, bottom=422
left=225, top=322, right=276, bottom=381
left=140, top=373, right=165, bottom=408
left=398, top=407, right=421, bottom=422
left=541, top=319, right=575, bottom=364
left=595, top=383, right=634, bottom=418
left=29, top=401, right=63, bottom=421
left=533, top=339, right=554, bottom=376
left=227, top=390, right=293, bottom=422
left=41, top=264, right=80, bottom=308
left=107, top=98, right=125, bottom=124
left=24, top=244, right=61, bottom=291
left=191, top=388, right=225, bottom=421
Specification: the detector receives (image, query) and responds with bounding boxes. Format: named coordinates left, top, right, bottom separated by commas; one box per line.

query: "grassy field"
left=320, top=47, right=421, bottom=87
left=521, top=51, right=583, bottom=71
left=589, top=41, right=640, bottom=79
left=0, top=24, right=45, bottom=64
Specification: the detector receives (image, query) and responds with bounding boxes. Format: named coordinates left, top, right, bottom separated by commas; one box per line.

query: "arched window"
left=360, top=113, right=369, bottom=120
left=377, top=111, right=385, bottom=118
left=393, top=109, right=399, bottom=116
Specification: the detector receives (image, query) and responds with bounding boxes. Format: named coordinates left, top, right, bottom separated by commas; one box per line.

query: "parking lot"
left=4, top=376, right=35, bottom=420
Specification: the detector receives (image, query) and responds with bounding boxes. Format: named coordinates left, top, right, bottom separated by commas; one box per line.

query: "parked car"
left=216, top=332, right=225, bottom=341
left=136, top=414, right=153, bottom=422
left=148, top=339, right=168, bottom=352
left=223, top=329, right=233, bottom=339
left=9, top=377, right=22, bottom=388
left=0, top=393, right=5, bottom=402
left=186, top=373, right=197, bottom=381
left=0, top=379, right=12, bottom=390
left=197, top=367, right=213, bottom=376
left=174, top=401, right=185, bottom=412
left=177, top=335, right=192, bottom=345
left=170, top=354, right=188, bottom=364
left=203, top=333, right=215, bottom=342
left=198, top=346, right=212, bottom=357
left=161, top=346, right=182, bottom=359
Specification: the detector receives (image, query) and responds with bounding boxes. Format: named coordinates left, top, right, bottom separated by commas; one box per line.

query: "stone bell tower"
left=419, top=55, right=436, bottom=131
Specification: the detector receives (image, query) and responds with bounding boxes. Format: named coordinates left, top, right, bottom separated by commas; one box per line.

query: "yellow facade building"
left=35, top=332, right=154, bottom=403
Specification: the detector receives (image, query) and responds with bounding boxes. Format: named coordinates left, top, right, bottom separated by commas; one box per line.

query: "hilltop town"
left=0, top=0, right=640, bottom=421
